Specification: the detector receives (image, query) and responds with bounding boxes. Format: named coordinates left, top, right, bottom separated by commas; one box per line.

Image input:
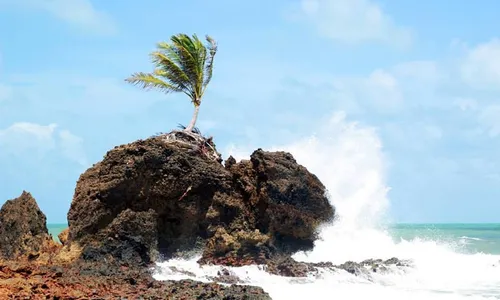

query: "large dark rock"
left=0, top=191, right=57, bottom=260
left=65, top=135, right=335, bottom=266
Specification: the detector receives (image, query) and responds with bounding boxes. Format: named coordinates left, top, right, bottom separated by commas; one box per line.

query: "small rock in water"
left=209, top=268, right=241, bottom=284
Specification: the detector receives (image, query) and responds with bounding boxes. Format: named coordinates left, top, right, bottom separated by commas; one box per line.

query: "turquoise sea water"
left=48, top=223, right=67, bottom=242
left=390, top=223, right=500, bottom=255
left=47, top=223, right=500, bottom=255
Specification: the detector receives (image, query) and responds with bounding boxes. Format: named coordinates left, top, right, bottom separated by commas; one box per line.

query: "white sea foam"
left=460, top=236, right=484, bottom=241
left=154, top=112, right=500, bottom=299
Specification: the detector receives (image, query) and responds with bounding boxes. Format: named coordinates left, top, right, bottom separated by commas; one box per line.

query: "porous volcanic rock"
left=65, top=134, right=335, bottom=266
left=0, top=191, right=58, bottom=260
left=225, top=150, right=335, bottom=254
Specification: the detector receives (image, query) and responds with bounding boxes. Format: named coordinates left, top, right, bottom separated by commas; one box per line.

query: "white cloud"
left=454, top=98, right=478, bottom=111
left=478, top=105, right=500, bottom=137
left=5, top=0, right=117, bottom=35
left=461, top=39, right=500, bottom=90
left=59, top=130, right=87, bottom=166
left=0, top=83, right=12, bottom=102
left=315, top=60, right=442, bottom=114
left=291, top=0, right=412, bottom=47
left=0, top=122, right=87, bottom=164
left=0, top=123, right=58, bottom=155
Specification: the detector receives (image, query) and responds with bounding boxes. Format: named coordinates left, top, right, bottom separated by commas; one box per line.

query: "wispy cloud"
left=3, top=0, right=117, bottom=35
left=0, top=122, right=87, bottom=165
left=461, top=38, right=500, bottom=90
left=288, top=0, right=412, bottom=47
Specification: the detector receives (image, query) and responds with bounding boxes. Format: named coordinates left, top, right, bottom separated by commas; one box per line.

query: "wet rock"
left=336, top=261, right=370, bottom=276
left=209, top=267, right=242, bottom=284
left=269, top=257, right=315, bottom=277
left=0, top=191, right=59, bottom=260
left=264, top=257, right=412, bottom=278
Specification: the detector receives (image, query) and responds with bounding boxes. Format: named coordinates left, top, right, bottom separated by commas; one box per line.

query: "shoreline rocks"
left=0, top=260, right=272, bottom=299
left=264, top=256, right=412, bottom=278
left=0, top=133, right=336, bottom=298
left=0, top=191, right=272, bottom=299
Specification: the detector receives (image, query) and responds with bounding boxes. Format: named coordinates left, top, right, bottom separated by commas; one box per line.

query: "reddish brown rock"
left=58, top=228, right=69, bottom=245
left=0, top=260, right=271, bottom=299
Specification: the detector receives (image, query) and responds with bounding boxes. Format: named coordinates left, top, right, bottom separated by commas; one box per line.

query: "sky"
left=1, top=0, right=500, bottom=224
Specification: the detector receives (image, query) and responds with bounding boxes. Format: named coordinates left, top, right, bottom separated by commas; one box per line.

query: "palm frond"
left=150, top=51, right=193, bottom=95
left=203, top=35, right=217, bottom=91
left=125, top=72, right=181, bottom=93
left=169, top=35, right=201, bottom=97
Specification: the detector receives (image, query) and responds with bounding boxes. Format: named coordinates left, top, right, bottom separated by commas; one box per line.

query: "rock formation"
left=64, top=134, right=335, bottom=266
left=0, top=191, right=58, bottom=261
left=0, top=191, right=271, bottom=299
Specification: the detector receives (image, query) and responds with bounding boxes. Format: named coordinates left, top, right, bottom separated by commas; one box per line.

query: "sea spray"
left=154, top=112, right=500, bottom=299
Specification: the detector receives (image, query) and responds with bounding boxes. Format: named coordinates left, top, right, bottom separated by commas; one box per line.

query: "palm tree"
left=125, top=33, right=217, bottom=133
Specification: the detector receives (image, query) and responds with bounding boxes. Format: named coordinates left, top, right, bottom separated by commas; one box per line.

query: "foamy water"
left=154, top=112, right=500, bottom=299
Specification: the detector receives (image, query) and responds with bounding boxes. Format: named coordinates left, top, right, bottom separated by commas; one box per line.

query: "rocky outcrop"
left=265, top=256, right=412, bottom=278
left=65, top=135, right=334, bottom=266
left=0, top=191, right=58, bottom=261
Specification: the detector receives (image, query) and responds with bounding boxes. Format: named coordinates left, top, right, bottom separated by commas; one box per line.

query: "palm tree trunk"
left=185, top=104, right=200, bottom=132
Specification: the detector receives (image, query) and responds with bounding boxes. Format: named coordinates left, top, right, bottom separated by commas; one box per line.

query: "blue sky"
left=1, top=0, right=500, bottom=224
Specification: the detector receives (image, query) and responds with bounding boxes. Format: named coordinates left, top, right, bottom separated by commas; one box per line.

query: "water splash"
left=155, top=111, right=500, bottom=299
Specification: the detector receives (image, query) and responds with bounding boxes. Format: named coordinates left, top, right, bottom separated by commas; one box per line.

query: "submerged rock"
left=209, top=267, right=242, bottom=284
left=0, top=191, right=59, bottom=260
left=65, top=134, right=334, bottom=266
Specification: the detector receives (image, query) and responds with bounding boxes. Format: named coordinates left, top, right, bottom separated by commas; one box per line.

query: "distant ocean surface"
left=48, top=223, right=67, bottom=241
left=391, top=223, right=500, bottom=255
left=47, top=223, right=500, bottom=255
